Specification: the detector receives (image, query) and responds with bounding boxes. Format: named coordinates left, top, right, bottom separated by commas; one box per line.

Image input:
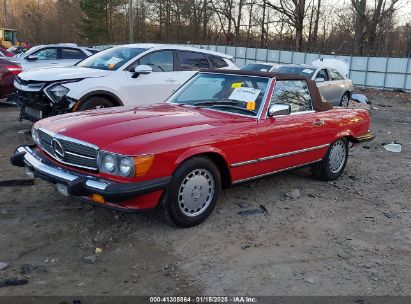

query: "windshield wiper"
left=204, top=104, right=257, bottom=115
left=194, top=100, right=238, bottom=106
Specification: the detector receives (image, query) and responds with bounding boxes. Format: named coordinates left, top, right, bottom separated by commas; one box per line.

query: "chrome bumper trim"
left=17, top=146, right=109, bottom=190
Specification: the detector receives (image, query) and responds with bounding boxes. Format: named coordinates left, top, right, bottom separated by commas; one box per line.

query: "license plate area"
left=24, top=107, right=43, bottom=119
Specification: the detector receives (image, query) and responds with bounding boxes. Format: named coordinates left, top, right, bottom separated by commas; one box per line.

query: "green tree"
left=79, top=0, right=126, bottom=44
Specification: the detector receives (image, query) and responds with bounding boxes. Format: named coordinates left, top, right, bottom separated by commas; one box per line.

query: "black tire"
left=312, top=138, right=348, bottom=181
left=339, top=92, right=350, bottom=107
left=77, top=96, right=115, bottom=111
left=161, top=156, right=221, bottom=228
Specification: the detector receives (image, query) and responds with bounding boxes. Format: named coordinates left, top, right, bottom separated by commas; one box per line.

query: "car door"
left=60, top=48, right=88, bottom=67
left=314, top=68, right=335, bottom=103
left=22, top=47, right=59, bottom=70
left=126, top=50, right=190, bottom=105
left=255, top=79, right=330, bottom=176
left=327, top=69, right=347, bottom=105
left=176, top=50, right=212, bottom=84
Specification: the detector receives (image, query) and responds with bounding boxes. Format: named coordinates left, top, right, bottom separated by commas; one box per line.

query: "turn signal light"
left=134, top=155, right=154, bottom=177
left=91, top=194, right=105, bottom=204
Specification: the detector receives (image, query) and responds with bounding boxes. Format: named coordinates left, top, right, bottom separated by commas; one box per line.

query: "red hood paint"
left=35, top=103, right=252, bottom=153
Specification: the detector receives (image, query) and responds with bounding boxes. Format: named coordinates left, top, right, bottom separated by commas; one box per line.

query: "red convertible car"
left=11, top=70, right=374, bottom=227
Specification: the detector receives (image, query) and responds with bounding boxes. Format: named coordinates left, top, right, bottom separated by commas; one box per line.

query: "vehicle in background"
left=275, top=64, right=353, bottom=107
left=241, top=62, right=279, bottom=72
left=11, top=70, right=374, bottom=227
left=14, top=43, right=238, bottom=122
left=0, top=58, right=22, bottom=101
left=312, top=58, right=349, bottom=78
left=10, top=43, right=97, bottom=70
left=0, top=28, right=18, bottom=49
left=7, top=45, right=30, bottom=56
left=0, top=47, right=14, bottom=57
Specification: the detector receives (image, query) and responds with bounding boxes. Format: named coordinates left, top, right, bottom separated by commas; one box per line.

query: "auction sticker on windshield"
left=229, top=87, right=260, bottom=102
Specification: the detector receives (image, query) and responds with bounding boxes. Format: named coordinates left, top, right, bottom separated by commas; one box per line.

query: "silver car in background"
left=275, top=64, right=354, bottom=107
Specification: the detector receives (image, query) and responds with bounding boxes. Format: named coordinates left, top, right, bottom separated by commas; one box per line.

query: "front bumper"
left=11, top=145, right=171, bottom=210
left=352, top=132, right=376, bottom=143
left=15, top=90, right=72, bottom=122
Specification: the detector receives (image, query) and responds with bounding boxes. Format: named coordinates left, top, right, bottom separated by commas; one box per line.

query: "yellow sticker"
left=108, top=63, right=116, bottom=69
left=231, top=82, right=243, bottom=88
left=246, top=101, right=256, bottom=110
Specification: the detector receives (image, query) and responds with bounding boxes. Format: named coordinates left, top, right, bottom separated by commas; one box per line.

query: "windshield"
left=76, top=47, right=148, bottom=70
left=168, top=73, right=270, bottom=116
left=276, top=66, right=316, bottom=78
left=242, top=63, right=274, bottom=72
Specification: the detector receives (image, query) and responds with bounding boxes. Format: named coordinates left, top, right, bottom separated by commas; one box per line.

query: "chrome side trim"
left=258, top=144, right=329, bottom=162
left=232, top=159, right=322, bottom=184
left=230, top=144, right=329, bottom=167
left=231, top=159, right=258, bottom=168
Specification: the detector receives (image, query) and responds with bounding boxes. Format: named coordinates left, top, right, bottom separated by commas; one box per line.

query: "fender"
left=174, top=145, right=232, bottom=188
left=175, top=145, right=229, bottom=167
left=334, top=130, right=354, bottom=141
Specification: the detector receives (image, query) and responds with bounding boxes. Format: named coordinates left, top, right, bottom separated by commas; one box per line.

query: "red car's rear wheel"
left=312, top=138, right=348, bottom=181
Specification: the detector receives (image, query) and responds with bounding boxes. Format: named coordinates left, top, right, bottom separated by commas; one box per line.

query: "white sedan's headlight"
left=46, top=84, right=69, bottom=103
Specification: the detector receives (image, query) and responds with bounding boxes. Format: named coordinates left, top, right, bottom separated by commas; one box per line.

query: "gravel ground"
left=0, top=88, right=410, bottom=296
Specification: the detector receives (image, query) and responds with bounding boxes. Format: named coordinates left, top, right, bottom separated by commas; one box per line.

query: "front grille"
left=38, top=129, right=99, bottom=171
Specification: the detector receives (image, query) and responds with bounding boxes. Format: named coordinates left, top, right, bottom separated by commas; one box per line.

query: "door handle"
left=166, top=78, right=177, bottom=83
left=313, top=119, right=325, bottom=126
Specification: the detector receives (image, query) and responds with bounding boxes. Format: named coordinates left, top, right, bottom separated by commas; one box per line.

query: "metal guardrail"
left=94, top=44, right=410, bottom=91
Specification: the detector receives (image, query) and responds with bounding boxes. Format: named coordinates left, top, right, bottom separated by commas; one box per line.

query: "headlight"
left=102, top=154, right=116, bottom=173
left=119, top=157, right=134, bottom=177
left=46, top=84, right=69, bottom=103
left=31, top=127, right=40, bottom=146
left=98, top=152, right=154, bottom=177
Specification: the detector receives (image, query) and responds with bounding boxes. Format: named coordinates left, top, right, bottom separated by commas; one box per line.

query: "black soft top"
left=200, top=69, right=333, bottom=112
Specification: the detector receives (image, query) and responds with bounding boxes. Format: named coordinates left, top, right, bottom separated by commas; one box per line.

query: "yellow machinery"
left=0, top=28, right=18, bottom=49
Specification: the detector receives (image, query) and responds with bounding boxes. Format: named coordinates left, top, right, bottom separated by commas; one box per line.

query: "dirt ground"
left=0, top=88, right=410, bottom=297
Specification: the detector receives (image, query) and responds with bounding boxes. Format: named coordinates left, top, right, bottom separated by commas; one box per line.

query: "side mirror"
left=268, top=104, right=291, bottom=116
left=315, top=77, right=325, bottom=83
left=26, top=55, right=38, bottom=61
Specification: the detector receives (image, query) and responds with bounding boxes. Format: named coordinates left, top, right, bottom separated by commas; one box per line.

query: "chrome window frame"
left=168, top=71, right=273, bottom=119
left=264, top=79, right=315, bottom=118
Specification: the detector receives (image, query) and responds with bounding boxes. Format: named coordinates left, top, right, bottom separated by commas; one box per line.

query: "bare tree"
left=265, top=0, right=307, bottom=51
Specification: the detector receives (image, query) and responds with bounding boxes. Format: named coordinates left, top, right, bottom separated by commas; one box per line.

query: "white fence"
left=95, top=44, right=411, bottom=91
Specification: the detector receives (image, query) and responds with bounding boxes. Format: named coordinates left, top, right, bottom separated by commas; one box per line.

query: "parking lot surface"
left=0, top=89, right=410, bottom=296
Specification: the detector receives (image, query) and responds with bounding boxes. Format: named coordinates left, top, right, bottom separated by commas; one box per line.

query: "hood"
left=17, top=66, right=111, bottom=82
left=36, top=103, right=246, bottom=150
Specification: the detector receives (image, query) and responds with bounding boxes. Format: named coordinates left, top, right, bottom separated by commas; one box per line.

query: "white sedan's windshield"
left=77, top=47, right=148, bottom=70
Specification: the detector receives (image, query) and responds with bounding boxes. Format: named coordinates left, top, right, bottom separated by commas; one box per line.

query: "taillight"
left=5, top=65, right=22, bottom=75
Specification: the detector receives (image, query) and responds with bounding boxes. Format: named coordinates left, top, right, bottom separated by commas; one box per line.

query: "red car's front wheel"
left=161, top=156, right=221, bottom=227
